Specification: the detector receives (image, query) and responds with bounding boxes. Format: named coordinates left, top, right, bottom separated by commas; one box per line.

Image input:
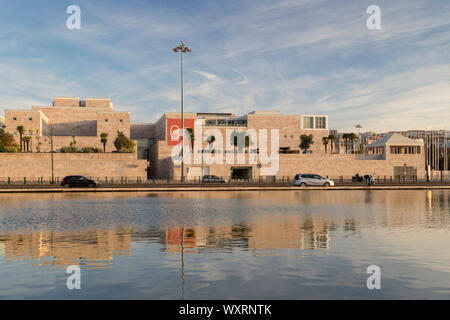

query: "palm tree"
left=100, top=132, right=108, bottom=152
left=70, top=127, right=77, bottom=147
left=16, top=125, right=25, bottom=152
left=328, top=134, right=336, bottom=153
left=35, top=129, right=41, bottom=152
left=245, top=135, right=250, bottom=148
left=348, top=133, right=358, bottom=153
left=22, top=136, right=31, bottom=152
left=322, top=136, right=329, bottom=153
left=208, top=135, right=215, bottom=152
left=186, top=128, right=194, bottom=149
left=342, top=133, right=349, bottom=154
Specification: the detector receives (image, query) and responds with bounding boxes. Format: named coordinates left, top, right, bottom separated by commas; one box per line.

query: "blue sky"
left=0, top=0, right=449, bottom=132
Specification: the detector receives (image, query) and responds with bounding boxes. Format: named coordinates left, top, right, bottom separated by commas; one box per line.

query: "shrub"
left=0, top=146, right=19, bottom=153
left=81, top=147, right=94, bottom=153
left=60, top=146, right=78, bottom=153
left=93, top=147, right=103, bottom=153
left=0, top=128, right=18, bottom=150
left=114, top=131, right=135, bottom=153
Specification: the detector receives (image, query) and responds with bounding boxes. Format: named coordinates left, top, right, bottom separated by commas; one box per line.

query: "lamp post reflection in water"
left=181, top=226, right=185, bottom=300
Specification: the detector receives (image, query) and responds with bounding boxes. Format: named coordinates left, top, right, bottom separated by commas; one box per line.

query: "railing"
left=0, top=173, right=449, bottom=186
left=203, top=120, right=247, bottom=127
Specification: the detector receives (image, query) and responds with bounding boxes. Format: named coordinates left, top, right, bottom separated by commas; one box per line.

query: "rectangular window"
left=303, top=117, right=314, bottom=129
left=315, top=117, right=326, bottom=129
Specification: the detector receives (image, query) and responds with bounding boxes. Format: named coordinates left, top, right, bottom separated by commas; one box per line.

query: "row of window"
left=13, top=117, right=33, bottom=121
left=302, top=116, right=327, bottom=129
left=390, top=146, right=421, bottom=154
left=105, top=119, right=124, bottom=122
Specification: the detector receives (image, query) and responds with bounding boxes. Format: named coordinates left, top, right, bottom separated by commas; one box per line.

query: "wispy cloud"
left=0, top=0, right=448, bottom=132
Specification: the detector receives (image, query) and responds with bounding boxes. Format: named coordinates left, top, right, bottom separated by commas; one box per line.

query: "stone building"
left=139, top=111, right=425, bottom=180
left=1, top=97, right=148, bottom=181
left=1, top=98, right=426, bottom=181
left=4, top=97, right=130, bottom=153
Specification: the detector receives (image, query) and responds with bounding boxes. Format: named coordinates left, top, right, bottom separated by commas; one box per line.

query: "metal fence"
left=0, top=173, right=449, bottom=186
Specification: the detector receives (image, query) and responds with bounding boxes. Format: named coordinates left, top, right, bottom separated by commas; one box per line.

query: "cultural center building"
left=0, top=97, right=425, bottom=181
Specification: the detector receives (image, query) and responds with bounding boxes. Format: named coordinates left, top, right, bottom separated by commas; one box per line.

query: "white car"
left=293, top=174, right=334, bottom=187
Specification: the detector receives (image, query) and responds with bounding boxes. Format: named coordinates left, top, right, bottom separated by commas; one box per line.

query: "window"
left=315, top=117, right=326, bottom=129
left=105, top=119, right=109, bottom=122
left=120, top=119, right=123, bottom=123
left=29, top=117, right=33, bottom=121
left=303, top=117, right=314, bottom=129
left=13, top=117, right=17, bottom=121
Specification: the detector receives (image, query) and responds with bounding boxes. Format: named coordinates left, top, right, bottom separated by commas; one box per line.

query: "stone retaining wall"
left=0, top=153, right=148, bottom=181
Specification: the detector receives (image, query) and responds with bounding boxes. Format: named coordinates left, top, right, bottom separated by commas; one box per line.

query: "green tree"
left=185, top=128, right=194, bottom=149
left=22, top=136, right=31, bottom=152
left=16, top=125, right=25, bottom=151
left=114, top=131, right=135, bottom=153
left=70, top=127, right=77, bottom=147
left=0, top=128, right=19, bottom=152
left=100, top=132, right=108, bottom=152
left=328, top=134, right=336, bottom=153
left=35, top=129, right=42, bottom=153
left=299, top=134, right=314, bottom=153
left=348, top=133, right=358, bottom=153
left=322, top=136, right=329, bottom=153
left=208, top=135, right=215, bottom=150
left=342, top=133, right=350, bottom=154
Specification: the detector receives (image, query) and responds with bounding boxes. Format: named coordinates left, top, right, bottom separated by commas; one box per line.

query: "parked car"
left=293, top=174, right=334, bottom=187
left=61, top=175, right=99, bottom=188
left=202, top=175, right=226, bottom=183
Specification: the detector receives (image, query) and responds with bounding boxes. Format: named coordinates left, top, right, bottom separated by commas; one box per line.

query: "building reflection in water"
left=0, top=190, right=448, bottom=271
left=162, top=218, right=332, bottom=254
left=1, top=229, right=131, bottom=268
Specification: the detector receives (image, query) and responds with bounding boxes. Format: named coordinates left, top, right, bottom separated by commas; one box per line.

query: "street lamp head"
left=173, top=41, right=191, bottom=53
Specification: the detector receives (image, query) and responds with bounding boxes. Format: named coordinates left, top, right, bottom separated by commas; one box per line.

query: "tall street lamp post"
left=173, top=41, right=191, bottom=182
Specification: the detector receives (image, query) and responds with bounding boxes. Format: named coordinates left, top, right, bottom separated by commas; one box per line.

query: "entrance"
left=231, top=167, right=252, bottom=180
left=394, top=166, right=417, bottom=180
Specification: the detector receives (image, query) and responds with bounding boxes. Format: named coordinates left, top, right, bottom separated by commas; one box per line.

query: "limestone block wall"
left=96, top=111, right=131, bottom=151
left=4, top=110, right=45, bottom=149
left=273, top=154, right=425, bottom=179
left=169, top=153, right=425, bottom=180
left=130, top=123, right=155, bottom=139
left=0, top=153, right=148, bottom=181
left=85, top=98, right=111, bottom=108
left=53, top=97, right=80, bottom=107
left=247, top=114, right=328, bottom=154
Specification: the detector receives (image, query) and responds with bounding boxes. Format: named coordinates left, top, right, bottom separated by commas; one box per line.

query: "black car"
left=201, top=175, right=226, bottom=183
left=61, top=176, right=99, bottom=188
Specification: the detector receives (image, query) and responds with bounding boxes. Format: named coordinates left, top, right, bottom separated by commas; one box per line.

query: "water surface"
left=0, top=190, right=449, bottom=299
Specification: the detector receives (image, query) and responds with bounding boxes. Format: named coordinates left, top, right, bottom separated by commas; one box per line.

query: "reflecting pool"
left=0, top=190, right=449, bottom=299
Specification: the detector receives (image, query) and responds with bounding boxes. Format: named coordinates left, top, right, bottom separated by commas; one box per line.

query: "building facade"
left=140, top=111, right=425, bottom=180
left=1, top=97, right=148, bottom=181
left=4, top=97, right=130, bottom=153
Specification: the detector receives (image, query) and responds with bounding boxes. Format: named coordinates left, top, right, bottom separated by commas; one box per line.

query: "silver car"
left=293, top=174, right=334, bottom=187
